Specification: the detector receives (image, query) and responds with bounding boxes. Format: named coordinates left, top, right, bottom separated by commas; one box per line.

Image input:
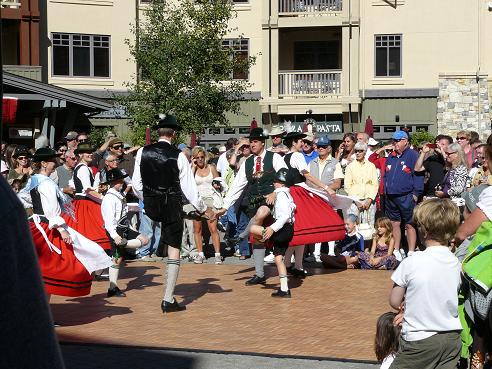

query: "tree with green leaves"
left=119, top=0, right=255, bottom=145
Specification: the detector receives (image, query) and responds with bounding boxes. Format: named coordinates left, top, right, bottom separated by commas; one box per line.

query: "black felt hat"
left=283, top=131, right=307, bottom=141
left=247, top=127, right=269, bottom=140
left=102, top=168, right=128, bottom=185
left=12, top=145, right=32, bottom=158
left=274, top=168, right=289, bottom=183
left=74, top=143, right=94, bottom=155
left=153, top=114, right=182, bottom=131
left=31, top=148, right=61, bottom=162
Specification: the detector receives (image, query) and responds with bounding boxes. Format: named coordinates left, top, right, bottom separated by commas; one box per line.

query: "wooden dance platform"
left=53, top=261, right=393, bottom=362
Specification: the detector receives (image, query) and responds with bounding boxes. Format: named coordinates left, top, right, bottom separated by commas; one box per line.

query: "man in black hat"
left=101, top=168, right=149, bottom=298
left=216, top=127, right=287, bottom=285
left=132, top=114, right=214, bottom=313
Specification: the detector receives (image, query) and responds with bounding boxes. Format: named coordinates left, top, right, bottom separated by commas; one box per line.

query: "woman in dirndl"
left=281, top=131, right=345, bottom=277
left=65, top=143, right=111, bottom=250
left=19, top=148, right=112, bottom=299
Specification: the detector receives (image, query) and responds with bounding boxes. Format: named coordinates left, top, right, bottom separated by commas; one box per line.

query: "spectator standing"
left=56, top=148, right=77, bottom=196
left=343, top=142, right=378, bottom=227
left=470, top=144, right=492, bottom=187
left=369, top=143, right=393, bottom=215
left=389, top=198, right=462, bottom=369
left=414, top=143, right=446, bottom=198
left=207, top=147, right=220, bottom=167
left=8, top=146, right=32, bottom=185
left=384, top=131, right=423, bottom=260
left=435, top=142, right=468, bottom=209
left=191, top=146, right=223, bottom=264
left=76, top=132, right=89, bottom=144
left=267, top=126, right=288, bottom=156
left=336, top=133, right=356, bottom=173
left=217, top=138, right=238, bottom=176
left=356, top=132, right=374, bottom=159
left=302, top=132, right=319, bottom=164
left=456, top=130, right=476, bottom=168
left=64, top=131, right=79, bottom=150
left=95, top=138, right=135, bottom=177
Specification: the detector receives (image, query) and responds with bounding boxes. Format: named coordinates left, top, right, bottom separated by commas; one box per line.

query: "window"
left=52, top=33, right=110, bottom=78
left=294, top=41, right=340, bottom=70
left=232, top=0, right=249, bottom=2
left=209, top=128, right=221, bottom=135
left=222, top=38, right=249, bottom=80
left=224, top=128, right=236, bottom=134
left=239, top=127, right=250, bottom=134
left=375, top=34, right=401, bottom=77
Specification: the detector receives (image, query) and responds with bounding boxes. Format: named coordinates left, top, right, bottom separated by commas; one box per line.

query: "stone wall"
left=437, top=74, right=491, bottom=140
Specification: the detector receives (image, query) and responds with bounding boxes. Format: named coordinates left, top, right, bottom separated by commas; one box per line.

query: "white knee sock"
left=109, top=265, right=119, bottom=289
left=279, top=274, right=289, bottom=292
left=164, top=258, right=180, bottom=303
left=314, top=243, right=321, bottom=256
left=125, top=239, right=142, bottom=249
left=328, top=241, right=335, bottom=256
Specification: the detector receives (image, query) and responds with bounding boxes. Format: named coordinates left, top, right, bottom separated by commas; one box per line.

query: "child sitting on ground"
left=389, top=198, right=462, bottom=369
left=375, top=312, right=400, bottom=369
left=320, top=214, right=363, bottom=269
left=249, top=168, right=295, bottom=298
left=358, top=217, right=399, bottom=270
left=101, top=169, right=149, bottom=298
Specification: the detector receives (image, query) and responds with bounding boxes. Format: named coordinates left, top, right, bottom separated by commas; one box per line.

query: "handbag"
left=358, top=209, right=375, bottom=240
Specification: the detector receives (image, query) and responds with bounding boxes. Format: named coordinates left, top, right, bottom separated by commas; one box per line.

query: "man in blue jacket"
left=384, top=131, right=424, bottom=261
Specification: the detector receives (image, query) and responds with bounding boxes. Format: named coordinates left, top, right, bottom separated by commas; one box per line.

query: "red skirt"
left=289, top=186, right=345, bottom=246
left=30, top=221, right=92, bottom=297
left=65, top=198, right=111, bottom=250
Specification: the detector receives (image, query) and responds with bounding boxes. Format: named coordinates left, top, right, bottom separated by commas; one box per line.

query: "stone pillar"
left=437, top=73, right=491, bottom=140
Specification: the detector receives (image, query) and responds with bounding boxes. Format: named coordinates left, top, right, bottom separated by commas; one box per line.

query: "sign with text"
left=277, top=121, right=343, bottom=134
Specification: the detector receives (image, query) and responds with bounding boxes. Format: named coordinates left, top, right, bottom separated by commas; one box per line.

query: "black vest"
left=73, top=164, right=94, bottom=193
left=244, top=151, right=275, bottom=197
left=141, top=141, right=182, bottom=196
left=30, top=187, right=44, bottom=215
left=284, top=152, right=305, bottom=187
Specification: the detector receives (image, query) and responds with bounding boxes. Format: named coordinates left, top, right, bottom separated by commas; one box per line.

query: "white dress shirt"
left=132, top=138, right=206, bottom=213
left=216, top=151, right=229, bottom=177
left=222, top=148, right=287, bottom=210
left=270, top=187, right=295, bottom=232
left=73, top=163, right=99, bottom=196
left=100, top=187, right=126, bottom=240
left=288, top=151, right=308, bottom=172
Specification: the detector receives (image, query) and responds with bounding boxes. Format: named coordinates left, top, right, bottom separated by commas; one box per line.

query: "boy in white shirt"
left=389, top=198, right=462, bottom=369
left=101, top=169, right=149, bottom=297
left=249, top=168, right=296, bottom=298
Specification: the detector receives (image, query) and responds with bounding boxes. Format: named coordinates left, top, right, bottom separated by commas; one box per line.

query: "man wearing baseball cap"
left=64, top=131, right=79, bottom=150
left=384, top=130, right=423, bottom=261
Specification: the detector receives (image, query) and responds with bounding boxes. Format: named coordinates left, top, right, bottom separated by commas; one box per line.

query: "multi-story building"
left=39, top=0, right=492, bottom=145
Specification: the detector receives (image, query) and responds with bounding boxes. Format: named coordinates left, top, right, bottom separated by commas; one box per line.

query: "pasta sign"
left=278, top=121, right=343, bottom=134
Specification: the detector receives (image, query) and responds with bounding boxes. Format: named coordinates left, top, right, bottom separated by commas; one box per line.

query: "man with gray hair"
left=343, top=141, right=378, bottom=228
left=356, top=131, right=374, bottom=159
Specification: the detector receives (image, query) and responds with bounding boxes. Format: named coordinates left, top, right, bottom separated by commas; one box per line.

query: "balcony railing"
left=279, top=70, right=341, bottom=96
left=278, top=0, right=342, bottom=15
left=1, top=0, right=21, bottom=8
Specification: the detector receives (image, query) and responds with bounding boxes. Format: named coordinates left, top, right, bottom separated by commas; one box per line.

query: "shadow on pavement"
left=174, top=278, right=233, bottom=306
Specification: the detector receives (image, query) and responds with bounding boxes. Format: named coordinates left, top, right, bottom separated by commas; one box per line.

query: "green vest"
left=245, top=150, right=275, bottom=197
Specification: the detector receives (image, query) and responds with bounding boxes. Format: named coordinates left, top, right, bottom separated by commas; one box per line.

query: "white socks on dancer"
left=125, top=239, right=142, bottom=249
left=253, top=247, right=265, bottom=278
left=164, top=258, right=180, bottom=303
left=109, top=265, right=119, bottom=289
left=314, top=242, right=321, bottom=257
left=279, top=274, right=289, bottom=292
left=328, top=241, right=336, bottom=256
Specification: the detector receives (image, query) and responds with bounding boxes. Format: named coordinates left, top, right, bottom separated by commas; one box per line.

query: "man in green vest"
left=216, top=127, right=287, bottom=285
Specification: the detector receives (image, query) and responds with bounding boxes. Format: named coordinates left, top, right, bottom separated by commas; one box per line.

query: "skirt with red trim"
left=288, top=186, right=345, bottom=246
left=30, top=221, right=92, bottom=297
left=65, top=198, right=111, bottom=250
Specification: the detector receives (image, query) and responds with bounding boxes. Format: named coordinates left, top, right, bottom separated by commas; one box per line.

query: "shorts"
left=385, top=193, right=415, bottom=225
left=160, top=220, right=184, bottom=250
left=107, top=228, right=141, bottom=259
left=271, top=223, right=294, bottom=255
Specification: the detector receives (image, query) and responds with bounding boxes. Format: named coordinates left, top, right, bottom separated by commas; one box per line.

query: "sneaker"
left=304, top=255, right=315, bottom=263
left=315, top=255, right=322, bottom=263
left=393, top=249, right=403, bottom=262
left=264, top=252, right=275, bottom=264
left=400, top=249, right=407, bottom=259
left=214, top=255, right=223, bottom=265
left=193, top=254, right=205, bottom=264
left=233, top=250, right=241, bottom=257
left=407, top=250, right=415, bottom=257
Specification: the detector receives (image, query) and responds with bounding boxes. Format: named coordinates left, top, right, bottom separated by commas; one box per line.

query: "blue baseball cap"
left=177, top=143, right=188, bottom=150
left=316, top=136, right=331, bottom=146
left=392, top=131, right=409, bottom=140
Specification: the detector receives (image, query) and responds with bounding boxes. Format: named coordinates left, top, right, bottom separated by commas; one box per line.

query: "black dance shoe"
left=161, top=299, right=187, bottom=313
left=290, top=268, right=307, bottom=278
left=107, top=286, right=126, bottom=297
left=271, top=289, right=291, bottom=298
left=245, top=275, right=266, bottom=286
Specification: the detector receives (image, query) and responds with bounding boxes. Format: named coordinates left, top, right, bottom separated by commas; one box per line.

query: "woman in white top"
left=65, top=143, right=111, bottom=250
left=19, top=148, right=112, bottom=298
left=191, top=146, right=222, bottom=264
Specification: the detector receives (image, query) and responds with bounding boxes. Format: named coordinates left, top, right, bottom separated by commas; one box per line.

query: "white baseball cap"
left=368, top=137, right=379, bottom=146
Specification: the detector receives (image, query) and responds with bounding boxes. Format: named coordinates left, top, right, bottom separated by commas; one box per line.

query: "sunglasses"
left=195, top=156, right=205, bottom=159
left=303, top=140, right=313, bottom=145
left=67, top=156, right=77, bottom=160
left=78, top=139, right=88, bottom=143
left=112, top=145, right=123, bottom=150
left=316, top=145, right=329, bottom=149
left=17, top=156, right=29, bottom=160
left=355, top=149, right=365, bottom=153
left=445, top=151, right=457, bottom=156
left=58, top=149, right=67, bottom=153
left=456, top=137, right=467, bottom=140
left=106, top=158, right=118, bottom=163
left=392, top=139, right=403, bottom=143
left=66, top=138, right=76, bottom=141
